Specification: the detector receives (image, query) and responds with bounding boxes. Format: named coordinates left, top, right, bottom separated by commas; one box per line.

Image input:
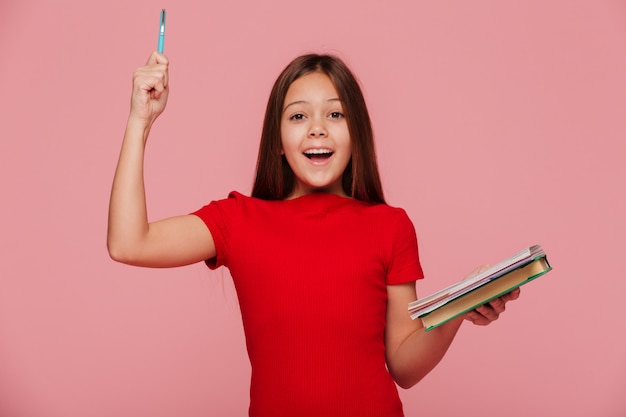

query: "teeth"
left=304, top=149, right=333, bottom=155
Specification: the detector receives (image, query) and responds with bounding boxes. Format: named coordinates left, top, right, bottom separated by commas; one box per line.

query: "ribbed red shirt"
left=192, top=192, right=424, bottom=417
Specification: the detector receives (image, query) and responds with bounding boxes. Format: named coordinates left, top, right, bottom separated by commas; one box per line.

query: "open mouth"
left=304, top=149, right=334, bottom=161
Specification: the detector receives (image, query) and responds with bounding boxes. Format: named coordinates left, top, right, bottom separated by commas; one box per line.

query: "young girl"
left=108, top=51, right=519, bottom=417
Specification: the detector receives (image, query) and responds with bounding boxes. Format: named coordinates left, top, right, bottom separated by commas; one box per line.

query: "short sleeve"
left=190, top=191, right=243, bottom=269
left=386, top=209, right=424, bottom=285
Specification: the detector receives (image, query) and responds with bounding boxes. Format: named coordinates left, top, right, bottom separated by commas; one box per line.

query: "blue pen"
left=158, top=9, right=166, bottom=53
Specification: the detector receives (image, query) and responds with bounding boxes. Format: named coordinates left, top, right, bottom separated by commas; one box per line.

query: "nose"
left=308, top=119, right=327, bottom=138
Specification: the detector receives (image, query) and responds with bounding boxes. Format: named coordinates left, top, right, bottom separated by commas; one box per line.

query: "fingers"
left=139, top=51, right=169, bottom=92
left=488, top=296, right=506, bottom=313
left=502, top=287, right=521, bottom=301
left=464, top=310, right=490, bottom=326
left=466, top=264, right=492, bottom=279
left=132, top=64, right=168, bottom=101
left=146, top=50, right=169, bottom=66
left=475, top=302, right=502, bottom=322
left=140, top=58, right=169, bottom=88
left=128, top=52, right=170, bottom=122
left=464, top=289, right=521, bottom=326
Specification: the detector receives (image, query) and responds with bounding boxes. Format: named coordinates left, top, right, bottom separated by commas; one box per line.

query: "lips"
left=303, top=148, right=334, bottom=161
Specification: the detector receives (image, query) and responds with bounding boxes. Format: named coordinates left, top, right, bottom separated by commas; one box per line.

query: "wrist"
left=127, top=111, right=153, bottom=126
left=125, top=115, right=154, bottom=141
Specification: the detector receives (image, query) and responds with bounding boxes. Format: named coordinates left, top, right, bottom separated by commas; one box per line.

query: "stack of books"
left=408, top=245, right=552, bottom=331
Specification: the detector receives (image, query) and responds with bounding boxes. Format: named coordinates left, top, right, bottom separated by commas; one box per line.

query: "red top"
left=193, top=192, right=424, bottom=417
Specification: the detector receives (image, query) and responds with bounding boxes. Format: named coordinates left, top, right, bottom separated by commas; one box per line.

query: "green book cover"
left=420, top=256, right=552, bottom=331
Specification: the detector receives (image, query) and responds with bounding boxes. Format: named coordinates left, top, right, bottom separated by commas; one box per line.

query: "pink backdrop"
left=1, top=0, right=625, bottom=416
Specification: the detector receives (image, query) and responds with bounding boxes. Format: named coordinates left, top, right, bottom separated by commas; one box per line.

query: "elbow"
left=107, top=238, right=138, bottom=265
left=396, top=380, right=418, bottom=390
left=387, top=357, right=436, bottom=390
left=107, top=242, right=127, bottom=264
left=390, top=371, right=423, bottom=390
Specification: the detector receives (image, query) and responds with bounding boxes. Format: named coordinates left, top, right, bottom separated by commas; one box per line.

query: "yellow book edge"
left=421, top=257, right=551, bottom=331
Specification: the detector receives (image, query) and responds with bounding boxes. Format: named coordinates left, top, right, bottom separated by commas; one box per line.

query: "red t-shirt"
left=192, top=192, right=424, bottom=417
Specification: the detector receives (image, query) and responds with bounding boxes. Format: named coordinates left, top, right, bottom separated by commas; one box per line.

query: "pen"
left=158, top=9, right=166, bottom=53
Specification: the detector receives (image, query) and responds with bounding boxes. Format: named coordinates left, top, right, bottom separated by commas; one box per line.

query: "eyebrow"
left=282, top=98, right=342, bottom=113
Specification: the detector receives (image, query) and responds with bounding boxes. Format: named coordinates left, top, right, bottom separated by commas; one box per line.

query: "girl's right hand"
left=129, top=51, right=170, bottom=126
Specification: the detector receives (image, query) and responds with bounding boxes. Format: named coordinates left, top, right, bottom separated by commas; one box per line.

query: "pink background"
left=1, top=0, right=625, bottom=416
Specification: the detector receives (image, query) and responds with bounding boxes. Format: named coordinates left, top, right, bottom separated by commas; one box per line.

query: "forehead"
left=284, top=72, right=339, bottom=103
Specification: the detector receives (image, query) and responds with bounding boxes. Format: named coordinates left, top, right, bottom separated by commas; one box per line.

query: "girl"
left=108, top=51, right=519, bottom=417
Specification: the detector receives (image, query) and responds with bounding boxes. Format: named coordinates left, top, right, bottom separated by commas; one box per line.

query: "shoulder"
left=193, top=191, right=261, bottom=213
left=356, top=201, right=415, bottom=229
left=192, top=191, right=290, bottom=228
left=345, top=202, right=418, bottom=255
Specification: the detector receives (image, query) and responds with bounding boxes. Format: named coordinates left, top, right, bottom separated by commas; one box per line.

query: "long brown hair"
left=251, top=54, right=385, bottom=204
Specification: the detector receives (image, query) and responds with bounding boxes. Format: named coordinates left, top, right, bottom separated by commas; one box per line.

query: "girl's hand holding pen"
left=129, top=51, right=169, bottom=127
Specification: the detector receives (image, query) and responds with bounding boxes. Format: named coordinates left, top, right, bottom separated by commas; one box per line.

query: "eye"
left=289, top=113, right=305, bottom=121
left=329, top=111, right=344, bottom=119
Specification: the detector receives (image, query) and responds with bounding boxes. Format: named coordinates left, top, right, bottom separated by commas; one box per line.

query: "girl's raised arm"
left=107, top=52, right=215, bottom=268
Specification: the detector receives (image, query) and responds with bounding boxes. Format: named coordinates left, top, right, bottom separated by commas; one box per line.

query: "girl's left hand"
left=464, top=287, right=521, bottom=325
